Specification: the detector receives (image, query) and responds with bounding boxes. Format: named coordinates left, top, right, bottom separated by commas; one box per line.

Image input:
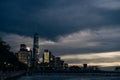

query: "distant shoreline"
left=31, top=71, right=120, bottom=76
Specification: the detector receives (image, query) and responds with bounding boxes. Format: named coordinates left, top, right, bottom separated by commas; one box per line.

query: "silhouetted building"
left=81, top=64, right=100, bottom=71
left=54, top=57, right=65, bottom=70
left=18, top=44, right=32, bottom=67
left=69, top=66, right=81, bottom=72
left=83, top=64, right=87, bottom=69
left=115, top=66, right=120, bottom=72
left=87, top=66, right=100, bottom=71
left=63, top=63, right=68, bottom=70
left=20, top=44, right=27, bottom=51
left=33, top=33, right=39, bottom=66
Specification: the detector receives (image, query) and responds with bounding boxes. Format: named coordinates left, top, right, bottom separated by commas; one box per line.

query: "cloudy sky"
left=0, top=0, right=120, bottom=68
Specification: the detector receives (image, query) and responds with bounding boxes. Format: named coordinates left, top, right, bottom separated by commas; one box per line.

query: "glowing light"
left=26, top=47, right=30, bottom=51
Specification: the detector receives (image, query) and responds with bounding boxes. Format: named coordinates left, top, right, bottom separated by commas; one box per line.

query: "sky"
left=0, top=0, right=120, bottom=68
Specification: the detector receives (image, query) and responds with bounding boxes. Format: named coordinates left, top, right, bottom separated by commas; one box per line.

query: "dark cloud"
left=1, top=0, right=120, bottom=40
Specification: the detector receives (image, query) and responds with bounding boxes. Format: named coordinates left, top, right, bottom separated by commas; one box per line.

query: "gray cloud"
left=92, top=0, right=120, bottom=10
left=1, top=26, right=120, bottom=66
left=1, top=0, right=120, bottom=40
left=0, top=32, right=33, bottom=52
left=42, top=27, right=120, bottom=55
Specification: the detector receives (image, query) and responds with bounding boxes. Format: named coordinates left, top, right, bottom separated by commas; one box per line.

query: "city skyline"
left=0, top=0, right=120, bottom=67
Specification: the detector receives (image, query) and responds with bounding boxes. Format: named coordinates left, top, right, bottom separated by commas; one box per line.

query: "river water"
left=18, top=73, right=120, bottom=80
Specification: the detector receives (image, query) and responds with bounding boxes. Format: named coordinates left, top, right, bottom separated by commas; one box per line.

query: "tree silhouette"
left=0, top=38, right=16, bottom=62
left=0, top=38, right=27, bottom=71
left=0, top=38, right=16, bottom=70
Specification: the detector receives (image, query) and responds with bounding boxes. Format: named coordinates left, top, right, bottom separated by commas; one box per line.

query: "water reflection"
left=18, top=74, right=120, bottom=80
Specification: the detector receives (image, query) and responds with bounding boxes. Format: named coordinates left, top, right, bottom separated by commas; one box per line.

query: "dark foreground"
left=18, top=73, right=120, bottom=80
left=0, top=71, right=25, bottom=80
left=1, top=71, right=120, bottom=80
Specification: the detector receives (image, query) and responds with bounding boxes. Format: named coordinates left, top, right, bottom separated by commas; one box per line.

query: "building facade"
left=33, top=33, right=39, bottom=66
left=41, top=49, right=67, bottom=70
left=18, top=44, right=32, bottom=67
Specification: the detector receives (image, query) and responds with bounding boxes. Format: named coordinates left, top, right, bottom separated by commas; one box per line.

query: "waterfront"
left=18, top=73, right=120, bottom=80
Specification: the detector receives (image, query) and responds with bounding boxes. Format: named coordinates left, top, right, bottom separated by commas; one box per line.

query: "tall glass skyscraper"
left=33, top=33, right=39, bottom=66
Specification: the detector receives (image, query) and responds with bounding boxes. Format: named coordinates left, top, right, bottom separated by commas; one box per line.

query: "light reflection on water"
left=18, top=74, right=120, bottom=80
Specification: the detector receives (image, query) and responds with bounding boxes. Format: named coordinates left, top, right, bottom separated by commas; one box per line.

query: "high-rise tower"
left=33, top=33, right=39, bottom=65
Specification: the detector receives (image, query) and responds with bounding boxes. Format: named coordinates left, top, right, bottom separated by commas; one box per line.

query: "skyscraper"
left=18, top=44, right=32, bottom=66
left=43, top=49, right=51, bottom=63
left=33, top=33, right=39, bottom=66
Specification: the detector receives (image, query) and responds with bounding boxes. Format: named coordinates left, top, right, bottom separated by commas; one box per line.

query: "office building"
left=41, top=49, right=67, bottom=70
left=83, top=64, right=87, bottom=69
left=43, top=49, right=51, bottom=63
left=18, top=44, right=32, bottom=66
left=33, top=33, right=39, bottom=66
